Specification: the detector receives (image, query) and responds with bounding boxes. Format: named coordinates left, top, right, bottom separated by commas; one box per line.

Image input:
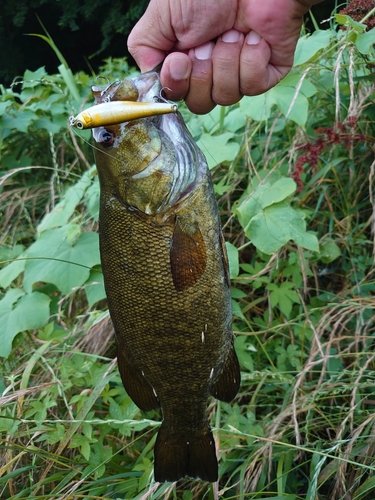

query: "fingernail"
left=195, top=42, right=213, bottom=60
left=222, top=29, right=240, bottom=43
left=170, top=58, right=190, bottom=80
left=246, top=30, right=261, bottom=45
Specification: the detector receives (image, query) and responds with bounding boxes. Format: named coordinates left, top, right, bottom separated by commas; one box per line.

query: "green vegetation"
left=1, top=12, right=375, bottom=500
left=0, top=0, right=149, bottom=86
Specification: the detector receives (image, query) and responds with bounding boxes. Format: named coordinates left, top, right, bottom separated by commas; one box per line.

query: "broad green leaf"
left=33, top=117, right=63, bottom=134
left=294, top=30, right=333, bottom=66
left=224, top=107, right=247, bottom=133
left=0, top=290, right=51, bottom=358
left=247, top=204, right=319, bottom=254
left=0, top=101, right=13, bottom=114
left=257, top=178, right=296, bottom=208
left=274, top=86, right=309, bottom=126
left=197, top=133, right=239, bottom=169
left=200, top=106, right=223, bottom=133
left=267, top=282, right=301, bottom=317
left=36, top=424, right=66, bottom=445
left=81, top=440, right=91, bottom=461
left=231, top=298, right=246, bottom=320
left=267, top=283, right=282, bottom=307
left=85, top=176, right=100, bottom=220
left=0, top=244, right=25, bottom=262
left=0, top=109, right=38, bottom=132
left=234, top=184, right=269, bottom=228
left=234, top=336, right=254, bottom=372
left=240, top=92, right=277, bottom=121
left=38, top=167, right=96, bottom=233
left=0, top=288, right=24, bottom=306
left=319, top=240, right=341, bottom=264
left=21, top=67, right=48, bottom=88
left=85, top=269, right=106, bottom=307
left=280, top=73, right=317, bottom=98
left=267, top=281, right=299, bottom=312
left=0, top=416, right=20, bottom=434
left=0, top=258, right=26, bottom=289
left=225, top=242, right=239, bottom=279
left=355, top=27, right=375, bottom=54
left=23, top=228, right=100, bottom=294
left=28, top=94, right=64, bottom=112
left=0, top=224, right=91, bottom=289
left=230, top=288, right=247, bottom=299
left=109, top=400, right=124, bottom=420
left=240, top=78, right=312, bottom=126
left=335, top=14, right=367, bottom=32
left=1, top=154, right=32, bottom=169
left=234, top=178, right=296, bottom=229
left=278, top=293, right=293, bottom=317
left=290, top=219, right=319, bottom=252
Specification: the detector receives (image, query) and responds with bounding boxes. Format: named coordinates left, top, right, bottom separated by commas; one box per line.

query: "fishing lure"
left=70, top=100, right=178, bottom=130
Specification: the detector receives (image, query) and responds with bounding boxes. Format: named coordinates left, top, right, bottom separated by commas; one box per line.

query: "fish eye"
left=97, top=128, right=115, bottom=148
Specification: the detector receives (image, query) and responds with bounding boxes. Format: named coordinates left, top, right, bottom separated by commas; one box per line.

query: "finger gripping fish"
left=91, top=71, right=240, bottom=482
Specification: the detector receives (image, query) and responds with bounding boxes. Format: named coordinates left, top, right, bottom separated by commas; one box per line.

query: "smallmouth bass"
left=90, top=71, right=240, bottom=482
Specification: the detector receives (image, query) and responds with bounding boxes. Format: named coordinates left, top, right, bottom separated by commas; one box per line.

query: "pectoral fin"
left=170, top=217, right=207, bottom=292
left=117, top=349, right=160, bottom=411
left=210, top=346, right=240, bottom=402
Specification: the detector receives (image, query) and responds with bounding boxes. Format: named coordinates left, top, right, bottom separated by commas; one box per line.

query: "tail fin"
left=154, top=423, right=218, bottom=482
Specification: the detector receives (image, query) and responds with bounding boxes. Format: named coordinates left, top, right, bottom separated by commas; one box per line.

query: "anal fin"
left=117, top=349, right=159, bottom=411
left=211, top=346, right=240, bottom=402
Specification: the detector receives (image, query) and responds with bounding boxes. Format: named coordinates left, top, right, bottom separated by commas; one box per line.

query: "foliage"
left=1, top=10, right=375, bottom=500
left=0, top=0, right=148, bottom=86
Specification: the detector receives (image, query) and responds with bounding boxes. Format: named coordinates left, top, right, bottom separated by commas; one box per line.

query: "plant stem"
left=360, top=6, right=375, bottom=24
left=309, top=9, right=320, bottom=31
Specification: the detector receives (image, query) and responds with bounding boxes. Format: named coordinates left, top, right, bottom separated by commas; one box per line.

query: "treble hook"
left=154, top=87, right=174, bottom=104
left=96, top=75, right=110, bottom=84
left=99, top=79, right=122, bottom=102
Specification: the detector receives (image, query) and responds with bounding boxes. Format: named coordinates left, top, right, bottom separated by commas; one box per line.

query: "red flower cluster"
left=291, top=121, right=367, bottom=191
left=339, top=0, right=375, bottom=30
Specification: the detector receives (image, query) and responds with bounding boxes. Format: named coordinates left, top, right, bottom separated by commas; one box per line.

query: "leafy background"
left=1, top=3, right=375, bottom=500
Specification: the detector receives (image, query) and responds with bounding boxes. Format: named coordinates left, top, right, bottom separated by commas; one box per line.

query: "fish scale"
left=92, top=70, right=240, bottom=482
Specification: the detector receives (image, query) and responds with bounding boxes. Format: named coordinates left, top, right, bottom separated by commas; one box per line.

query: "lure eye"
left=97, top=128, right=115, bottom=148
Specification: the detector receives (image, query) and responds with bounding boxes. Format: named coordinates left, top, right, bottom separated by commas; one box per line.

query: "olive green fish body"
left=92, top=72, right=240, bottom=482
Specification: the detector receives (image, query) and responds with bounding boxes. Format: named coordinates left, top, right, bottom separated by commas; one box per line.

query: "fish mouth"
left=132, top=70, right=163, bottom=104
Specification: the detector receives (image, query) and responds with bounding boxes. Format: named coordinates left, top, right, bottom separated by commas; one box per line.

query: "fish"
left=90, top=70, right=240, bottom=483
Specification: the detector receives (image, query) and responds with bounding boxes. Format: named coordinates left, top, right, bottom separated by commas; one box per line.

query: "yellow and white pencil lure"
left=70, top=100, right=178, bottom=130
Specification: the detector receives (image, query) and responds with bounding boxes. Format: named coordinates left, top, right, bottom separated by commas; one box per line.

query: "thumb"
left=127, top=2, right=175, bottom=72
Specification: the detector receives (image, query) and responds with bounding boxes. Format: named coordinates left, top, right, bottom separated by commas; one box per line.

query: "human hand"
left=128, top=0, right=323, bottom=114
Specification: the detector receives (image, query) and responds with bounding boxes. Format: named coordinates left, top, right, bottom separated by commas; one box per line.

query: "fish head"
left=92, top=72, right=203, bottom=216
left=92, top=78, right=139, bottom=104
